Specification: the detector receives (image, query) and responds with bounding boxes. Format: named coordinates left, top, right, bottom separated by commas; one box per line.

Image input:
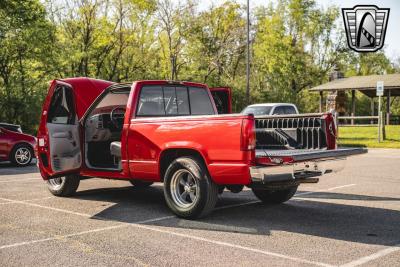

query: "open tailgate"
left=251, top=148, right=367, bottom=184
left=256, top=147, right=367, bottom=163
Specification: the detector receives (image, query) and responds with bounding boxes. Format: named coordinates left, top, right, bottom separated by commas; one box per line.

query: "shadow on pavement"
left=70, top=184, right=400, bottom=246
left=0, top=160, right=38, bottom=175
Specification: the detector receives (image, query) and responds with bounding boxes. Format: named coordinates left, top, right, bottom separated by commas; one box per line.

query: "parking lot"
left=0, top=149, right=399, bottom=266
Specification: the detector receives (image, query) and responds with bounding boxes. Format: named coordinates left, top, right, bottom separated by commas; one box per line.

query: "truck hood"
left=60, top=78, right=116, bottom=119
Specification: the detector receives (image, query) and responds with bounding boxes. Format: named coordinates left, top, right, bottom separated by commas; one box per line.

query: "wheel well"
left=10, top=142, right=34, bottom=155
left=8, top=142, right=35, bottom=160
left=159, top=148, right=207, bottom=181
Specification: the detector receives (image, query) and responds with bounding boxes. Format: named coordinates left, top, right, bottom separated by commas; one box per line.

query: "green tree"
left=0, top=0, right=56, bottom=133
left=252, top=0, right=344, bottom=112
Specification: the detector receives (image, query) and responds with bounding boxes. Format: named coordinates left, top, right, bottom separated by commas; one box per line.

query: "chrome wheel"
left=47, top=177, right=65, bottom=191
left=170, top=169, right=199, bottom=209
left=15, top=147, right=31, bottom=165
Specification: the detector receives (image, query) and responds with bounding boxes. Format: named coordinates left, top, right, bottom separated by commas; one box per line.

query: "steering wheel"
left=110, top=107, right=126, bottom=130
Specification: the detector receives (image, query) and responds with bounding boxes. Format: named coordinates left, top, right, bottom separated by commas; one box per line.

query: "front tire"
left=47, top=174, right=80, bottom=196
left=163, top=157, right=218, bottom=219
left=252, top=186, right=298, bottom=204
left=10, top=144, right=33, bottom=167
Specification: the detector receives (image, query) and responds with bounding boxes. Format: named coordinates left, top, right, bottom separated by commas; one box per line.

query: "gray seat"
left=110, top=141, right=121, bottom=158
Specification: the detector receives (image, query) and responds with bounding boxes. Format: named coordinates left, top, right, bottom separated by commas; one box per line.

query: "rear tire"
left=129, top=180, right=153, bottom=188
left=47, top=174, right=80, bottom=196
left=252, top=186, right=298, bottom=204
left=163, top=157, right=218, bottom=219
left=10, top=144, right=33, bottom=167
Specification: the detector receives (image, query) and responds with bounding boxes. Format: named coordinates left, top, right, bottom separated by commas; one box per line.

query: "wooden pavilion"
left=309, top=73, right=400, bottom=124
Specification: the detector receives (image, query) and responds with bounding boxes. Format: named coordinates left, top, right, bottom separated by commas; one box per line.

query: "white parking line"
left=340, top=243, right=400, bottom=267
left=132, top=223, right=334, bottom=267
left=0, top=178, right=39, bottom=183
left=0, top=196, right=52, bottom=205
left=0, top=215, right=174, bottom=250
left=0, top=197, right=92, bottom=217
left=0, top=182, right=358, bottom=267
left=295, top=184, right=357, bottom=196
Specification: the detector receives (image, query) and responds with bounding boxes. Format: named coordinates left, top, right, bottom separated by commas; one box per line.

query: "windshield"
left=242, top=106, right=272, bottom=116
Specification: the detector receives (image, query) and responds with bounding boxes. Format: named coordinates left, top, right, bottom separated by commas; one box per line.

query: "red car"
left=37, top=78, right=366, bottom=218
left=0, top=123, right=36, bottom=166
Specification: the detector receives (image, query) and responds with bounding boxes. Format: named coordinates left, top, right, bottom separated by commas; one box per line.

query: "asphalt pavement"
left=0, top=150, right=399, bottom=267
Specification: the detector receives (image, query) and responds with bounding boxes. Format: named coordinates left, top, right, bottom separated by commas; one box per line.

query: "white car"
left=241, top=103, right=299, bottom=116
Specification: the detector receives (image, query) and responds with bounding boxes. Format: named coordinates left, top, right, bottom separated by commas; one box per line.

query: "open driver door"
left=37, top=81, right=82, bottom=178
left=209, top=87, right=232, bottom=114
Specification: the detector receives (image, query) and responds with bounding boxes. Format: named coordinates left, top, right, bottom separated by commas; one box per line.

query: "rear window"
left=0, top=125, right=22, bottom=133
left=136, top=86, right=214, bottom=117
left=273, top=106, right=297, bottom=115
left=283, top=106, right=297, bottom=114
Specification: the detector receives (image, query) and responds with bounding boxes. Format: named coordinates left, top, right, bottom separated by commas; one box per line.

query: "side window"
left=137, top=86, right=165, bottom=116
left=284, top=106, right=297, bottom=114
left=272, top=106, right=285, bottom=115
left=47, top=86, right=76, bottom=124
left=188, top=87, right=214, bottom=115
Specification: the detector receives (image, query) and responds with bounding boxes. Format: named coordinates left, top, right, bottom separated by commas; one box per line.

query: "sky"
left=188, top=0, right=400, bottom=60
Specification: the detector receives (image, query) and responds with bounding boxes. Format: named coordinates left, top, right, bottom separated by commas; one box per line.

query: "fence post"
left=382, top=112, right=386, bottom=140
left=378, top=96, right=382, bottom=143
left=378, top=113, right=381, bottom=143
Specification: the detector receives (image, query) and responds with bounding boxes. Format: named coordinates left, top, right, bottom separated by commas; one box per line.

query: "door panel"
left=0, top=128, right=10, bottom=158
left=42, top=83, right=82, bottom=176
left=47, top=123, right=81, bottom=172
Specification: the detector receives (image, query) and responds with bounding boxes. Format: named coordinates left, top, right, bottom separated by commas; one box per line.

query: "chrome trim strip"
left=209, top=163, right=248, bottom=167
left=130, top=160, right=157, bottom=164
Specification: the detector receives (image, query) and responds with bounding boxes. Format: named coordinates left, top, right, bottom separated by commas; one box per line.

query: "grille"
left=255, top=116, right=327, bottom=150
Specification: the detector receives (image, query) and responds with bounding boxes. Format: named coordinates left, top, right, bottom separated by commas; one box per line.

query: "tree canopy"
left=0, top=0, right=398, bottom=133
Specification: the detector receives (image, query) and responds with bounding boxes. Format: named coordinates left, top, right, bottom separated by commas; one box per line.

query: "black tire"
left=10, top=143, right=33, bottom=167
left=252, top=186, right=298, bottom=204
left=129, top=180, right=154, bottom=188
left=46, top=174, right=80, bottom=196
left=163, top=157, right=218, bottom=219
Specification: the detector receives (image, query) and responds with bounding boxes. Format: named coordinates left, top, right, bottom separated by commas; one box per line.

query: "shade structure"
left=309, top=73, right=400, bottom=97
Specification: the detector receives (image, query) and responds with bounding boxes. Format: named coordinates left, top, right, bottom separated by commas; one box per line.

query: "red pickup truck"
left=37, top=78, right=366, bottom=218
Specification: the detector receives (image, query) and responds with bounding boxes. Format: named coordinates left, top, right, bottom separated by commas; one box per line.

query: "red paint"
left=37, top=78, right=338, bottom=186
left=0, top=127, right=36, bottom=161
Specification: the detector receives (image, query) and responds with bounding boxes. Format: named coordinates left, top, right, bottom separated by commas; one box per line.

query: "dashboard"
left=85, top=113, right=123, bottom=142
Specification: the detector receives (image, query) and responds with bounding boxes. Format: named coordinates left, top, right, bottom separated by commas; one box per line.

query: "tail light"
left=241, top=116, right=256, bottom=151
left=323, top=113, right=337, bottom=149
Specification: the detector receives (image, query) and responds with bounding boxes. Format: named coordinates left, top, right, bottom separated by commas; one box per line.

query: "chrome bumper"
left=250, top=158, right=346, bottom=183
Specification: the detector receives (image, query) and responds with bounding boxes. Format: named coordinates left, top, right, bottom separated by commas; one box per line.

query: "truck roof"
left=0, top=122, right=20, bottom=128
left=247, top=103, right=297, bottom=107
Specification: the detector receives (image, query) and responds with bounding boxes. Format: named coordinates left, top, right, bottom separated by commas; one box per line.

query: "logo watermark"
left=342, top=5, right=390, bottom=52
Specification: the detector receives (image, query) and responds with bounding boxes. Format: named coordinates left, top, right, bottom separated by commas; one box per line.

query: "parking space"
left=1, top=149, right=399, bottom=266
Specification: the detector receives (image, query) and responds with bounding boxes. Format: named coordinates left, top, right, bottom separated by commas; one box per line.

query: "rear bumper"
left=251, top=148, right=367, bottom=183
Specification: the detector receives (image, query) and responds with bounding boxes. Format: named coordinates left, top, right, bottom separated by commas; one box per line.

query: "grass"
left=338, top=125, right=400, bottom=148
